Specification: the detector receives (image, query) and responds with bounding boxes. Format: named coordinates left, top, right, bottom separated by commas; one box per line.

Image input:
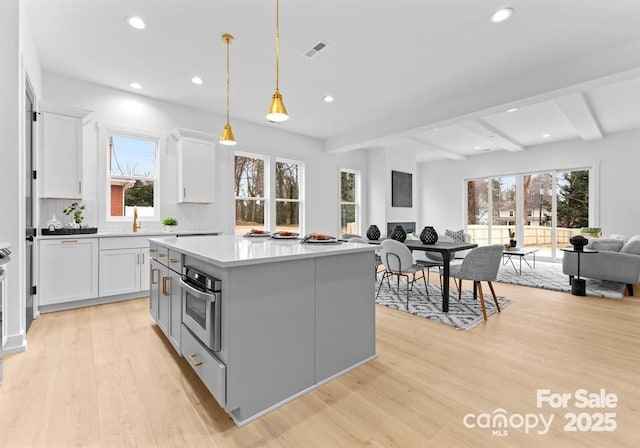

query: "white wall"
left=418, top=129, right=640, bottom=238
left=366, top=146, right=418, bottom=236
left=40, top=74, right=369, bottom=236
left=0, top=0, right=44, bottom=353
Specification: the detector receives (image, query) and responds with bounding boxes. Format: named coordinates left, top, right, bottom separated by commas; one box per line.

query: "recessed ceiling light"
left=542, top=133, right=551, bottom=138
left=507, top=108, right=518, bottom=113
left=323, top=95, right=334, bottom=103
left=128, top=16, right=146, bottom=30
left=191, top=76, right=204, bottom=85
left=474, top=146, right=482, bottom=150
left=130, top=82, right=142, bottom=90
left=491, top=8, right=513, bottom=23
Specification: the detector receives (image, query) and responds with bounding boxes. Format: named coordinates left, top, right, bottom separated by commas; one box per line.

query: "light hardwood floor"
left=1, top=280, right=639, bottom=447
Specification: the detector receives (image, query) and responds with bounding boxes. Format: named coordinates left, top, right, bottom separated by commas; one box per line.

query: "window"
left=340, top=169, right=360, bottom=236
left=234, top=154, right=266, bottom=235
left=275, top=160, right=302, bottom=233
left=107, top=134, right=158, bottom=219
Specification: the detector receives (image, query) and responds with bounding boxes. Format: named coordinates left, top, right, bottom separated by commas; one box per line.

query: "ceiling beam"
left=408, top=136, right=467, bottom=160
left=460, top=120, right=525, bottom=152
left=554, top=93, right=603, bottom=141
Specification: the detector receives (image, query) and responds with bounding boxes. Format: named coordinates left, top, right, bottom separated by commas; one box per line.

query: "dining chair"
left=448, top=245, right=504, bottom=321
left=376, top=239, right=428, bottom=309
left=349, top=237, right=382, bottom=275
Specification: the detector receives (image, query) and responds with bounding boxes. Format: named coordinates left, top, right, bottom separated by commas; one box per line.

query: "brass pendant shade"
left=267, top=0, right=289, bottom=122
left=220, top=33, right=237, bottom=146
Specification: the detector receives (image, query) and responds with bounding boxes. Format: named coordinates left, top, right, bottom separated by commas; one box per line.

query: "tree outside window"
left=234, top=155, right=266, bottom=235
left=275, top=160, right=302, bottom=233
left=340, top=170, right=360, bottom=236
left=108, top=135, right=157, bottom=219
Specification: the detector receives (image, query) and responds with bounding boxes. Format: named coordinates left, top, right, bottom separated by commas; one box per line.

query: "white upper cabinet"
left=40, top=104, right=92, bottom=199
left=171, top=128, right=216, bottom=204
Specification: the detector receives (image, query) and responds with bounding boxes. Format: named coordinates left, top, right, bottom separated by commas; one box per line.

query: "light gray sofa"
left=562, top=235, right=640, bottom=296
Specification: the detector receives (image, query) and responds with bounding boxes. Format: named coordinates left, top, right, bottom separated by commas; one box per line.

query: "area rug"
left=375, top=275, right=513, bottom=331
left=496, top=260, right=626, bottom=299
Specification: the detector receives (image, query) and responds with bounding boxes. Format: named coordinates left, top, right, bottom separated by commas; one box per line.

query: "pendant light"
left=220, top=33, right=237, bottom=145
left=266, top=0, right=289, bottom=122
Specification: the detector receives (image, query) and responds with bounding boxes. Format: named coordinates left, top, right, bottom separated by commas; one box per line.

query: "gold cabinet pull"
left=79, top=181, right=82, bottom=194
left=168, top=258, right=178, bottom=264
left=158, top=253, right=166, bottom=257
left=151, top=269, right=159, bottom=284
left=142, top=253, right=145, bottom=264
left=162, top=277, right=169, bottom=296
left=137, top=253, right=140, bottom=265
left=61, top=240, right=78, bottom=244
left=150, top=248, right=157, bottom=253
left=189, top=354, right=202, bottom=367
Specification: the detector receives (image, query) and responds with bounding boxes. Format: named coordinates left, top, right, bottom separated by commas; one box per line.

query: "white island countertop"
left=38, top=229, right=222, bottom=240
left=149, top=234, right=377, bottom=268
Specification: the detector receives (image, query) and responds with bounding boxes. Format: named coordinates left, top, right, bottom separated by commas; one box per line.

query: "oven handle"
left=179, top=277, right=217, bottom=302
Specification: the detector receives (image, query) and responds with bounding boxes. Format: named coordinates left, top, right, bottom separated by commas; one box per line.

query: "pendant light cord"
left=226, top=36, right=231, bottom=124
left=275, top=0, right=280, bottom=91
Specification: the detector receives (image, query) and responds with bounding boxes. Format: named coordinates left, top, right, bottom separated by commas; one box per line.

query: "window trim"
left=234, top=152, right=269, bottom=233
left=275, top=157, right=304, bottom=234
left=339, top=168, right=361, bottom=237
left=97, top=122, right=164, bottom=225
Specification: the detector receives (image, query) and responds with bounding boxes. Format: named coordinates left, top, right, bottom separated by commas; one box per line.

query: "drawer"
left=156, top=245, right=169, bottom=265
left=100, top=236, right=151, bottom=250
left=167, top=249, right=183, bottom=273
left=181, top=324, right=226, bottom=407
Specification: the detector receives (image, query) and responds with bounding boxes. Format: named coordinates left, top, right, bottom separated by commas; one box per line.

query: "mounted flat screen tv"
left=391, top=170, right=412, bottom=207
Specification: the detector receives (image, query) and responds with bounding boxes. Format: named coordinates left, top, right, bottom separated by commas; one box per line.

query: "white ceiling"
left=23, top=0, right=640, bottom=162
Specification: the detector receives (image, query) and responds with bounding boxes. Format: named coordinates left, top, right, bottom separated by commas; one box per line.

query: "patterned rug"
left=375, top=274, right=513, bottom=331
left=496, top=260, right=626, bottom=299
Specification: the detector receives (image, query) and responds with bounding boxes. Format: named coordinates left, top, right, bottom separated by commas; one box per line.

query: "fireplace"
left=386, top=222, right=416, bottom=238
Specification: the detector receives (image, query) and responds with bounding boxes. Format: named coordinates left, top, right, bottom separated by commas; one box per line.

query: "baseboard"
left=39, top=292, right=149, bottom=313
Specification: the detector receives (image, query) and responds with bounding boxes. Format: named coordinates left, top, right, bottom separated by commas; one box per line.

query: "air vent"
left=303, top=41, right=329, bottom=59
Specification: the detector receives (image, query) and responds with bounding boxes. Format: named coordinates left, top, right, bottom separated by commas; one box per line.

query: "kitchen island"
left=148, top=234, right=377, bottom=426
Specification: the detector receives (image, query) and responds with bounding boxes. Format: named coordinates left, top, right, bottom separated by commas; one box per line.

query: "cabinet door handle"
left=158, top=253, right=166, bottom=258
left=189, top=354, right=203, bottom=367
left=79, top=181, right=82, bottom=194
left=150, top=249, right=157, bottom=253
left=142, top=253, right=145, bottom=264
left=137, top=253, right=140, bottom=265
left=162, top=276, right=170, bottom=296
left=61, top=240, right=78, bottom=244
left=168, top=258, right=178, bottom=264
left=151, top=269, right=159, bottom=284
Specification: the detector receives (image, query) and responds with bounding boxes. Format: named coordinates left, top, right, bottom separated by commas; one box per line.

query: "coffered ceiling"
left=23, top=0, right=640, bottom=161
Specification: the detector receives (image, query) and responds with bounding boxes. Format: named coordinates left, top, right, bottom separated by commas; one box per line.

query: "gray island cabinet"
left=148, top=235, right=377, bottom=426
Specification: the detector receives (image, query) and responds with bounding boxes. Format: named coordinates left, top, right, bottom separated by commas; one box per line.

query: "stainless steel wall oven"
left=180, top=265, right=222, bottom=352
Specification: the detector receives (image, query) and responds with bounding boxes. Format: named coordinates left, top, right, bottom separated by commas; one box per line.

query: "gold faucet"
left=133, top=206, right=140, bottom=232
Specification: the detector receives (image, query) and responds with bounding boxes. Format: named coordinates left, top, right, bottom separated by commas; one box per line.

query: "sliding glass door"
left=466, top=168, right=590, bottom=259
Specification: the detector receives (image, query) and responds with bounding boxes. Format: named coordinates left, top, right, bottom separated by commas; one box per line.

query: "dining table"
left=370, top=239, right=478, bottom=312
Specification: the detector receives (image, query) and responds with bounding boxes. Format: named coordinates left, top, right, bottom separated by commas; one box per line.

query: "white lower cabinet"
left=39, top=238, right=99, bottom=306
left=99, top=238, right=150, bottom=297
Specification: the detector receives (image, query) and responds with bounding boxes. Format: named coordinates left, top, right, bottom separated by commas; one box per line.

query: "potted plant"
left=580, top=227, right=602, bottom=238
left=163, top=217, right=178, bottom=232
left=63, top=202, right=85, bottom=228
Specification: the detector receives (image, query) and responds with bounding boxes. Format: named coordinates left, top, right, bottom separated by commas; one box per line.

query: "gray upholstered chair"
left=449, top=245, right=504, bottom=321
left=348, top=236, right=382, bottom=276
left=376, top=239, right=427, bottom=308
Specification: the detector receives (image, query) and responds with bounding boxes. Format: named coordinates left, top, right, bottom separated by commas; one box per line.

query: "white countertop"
left=150, top=234, right=377, bottom=268
left=0, top=241, right=10, bottom=250
left=38, top=230, right=222, bottom=240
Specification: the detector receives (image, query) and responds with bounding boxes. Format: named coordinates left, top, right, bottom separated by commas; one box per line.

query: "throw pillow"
left=585, top=238, right=625, bottom=252
left=620, top=235, right=640, bottom=256
left=445, top=229, right=465, bottom=243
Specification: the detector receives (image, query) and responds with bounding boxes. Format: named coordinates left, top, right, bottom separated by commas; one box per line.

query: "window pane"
left=341, top=172, right=356, bottom=202
left=492, top=176, right=516, bottom=244
left=276, top=201, right=300, bottom=233
left=276, top=162, right=299, bottom=199
left=235, top=156, right=264, bottom=198
left=110, top=135, right=156, bottom=177
left=235, top=199, right=265, bottom=235
left=556, top=169, right=589, bottom=252
left=340, top=204, right=357, bottom=235
left=466, top=179, right=489, bottom=246
left=522, top=173, right=553, bottom=256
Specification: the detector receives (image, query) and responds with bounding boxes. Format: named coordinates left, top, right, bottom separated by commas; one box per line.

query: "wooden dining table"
left=370, top=239, right=478, bottom=312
